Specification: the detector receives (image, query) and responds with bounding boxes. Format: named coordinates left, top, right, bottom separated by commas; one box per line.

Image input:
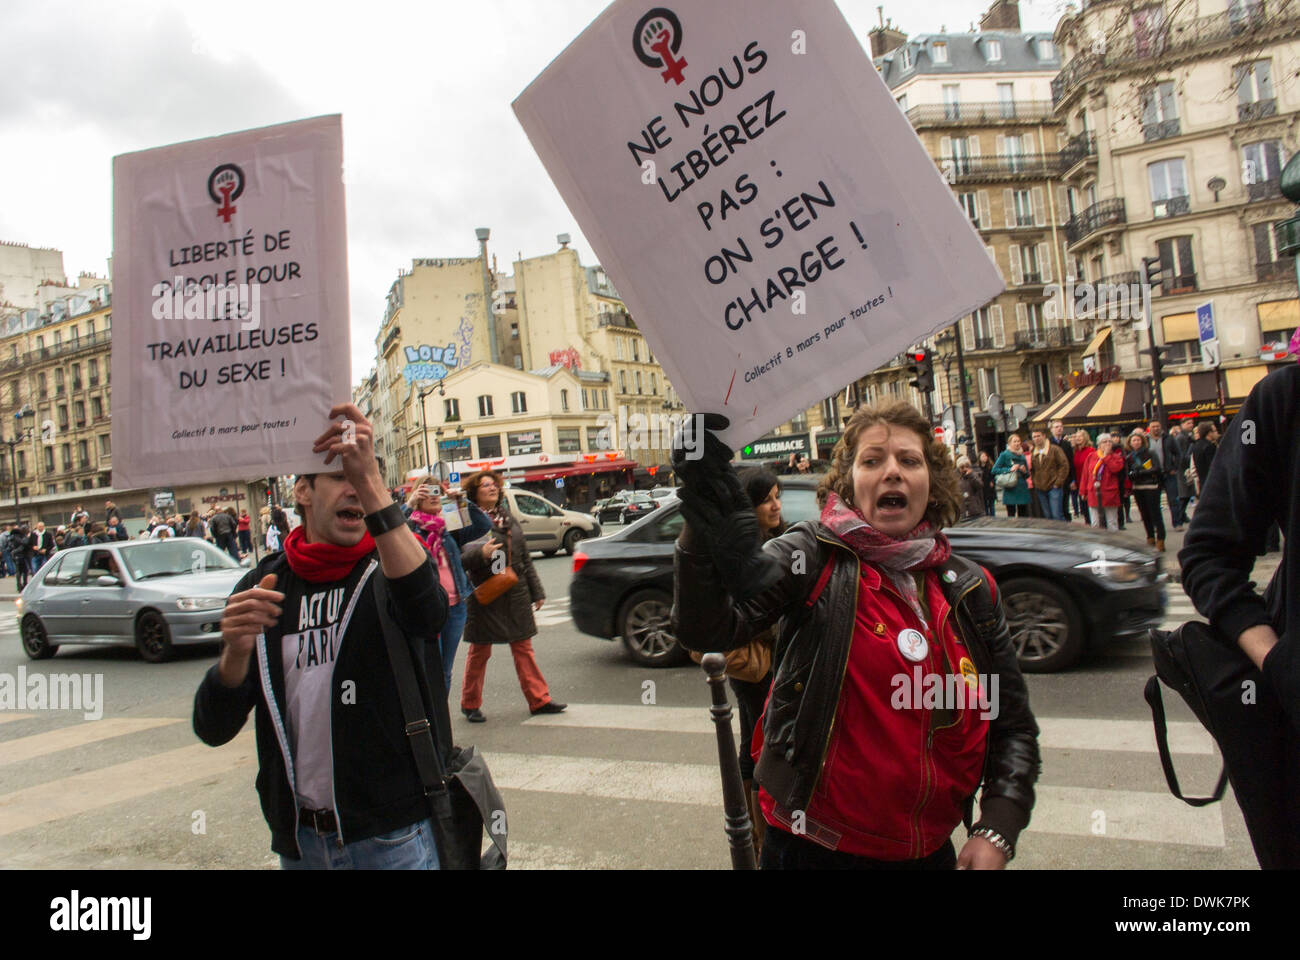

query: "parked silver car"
left=17, top=539, right=246, bottom=663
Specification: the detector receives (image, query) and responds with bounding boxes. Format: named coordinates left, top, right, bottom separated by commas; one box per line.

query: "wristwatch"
left=364, top=502, right=407, bottom=537
left=970, top=826, right=1015, bottom=861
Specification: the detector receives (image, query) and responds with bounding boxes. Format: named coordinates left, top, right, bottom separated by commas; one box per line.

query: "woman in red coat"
left=1082, top=433, right=1125, bottom=530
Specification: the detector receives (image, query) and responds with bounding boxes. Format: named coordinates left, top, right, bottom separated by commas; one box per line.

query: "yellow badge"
left=960, top=656, right=979, bottom=689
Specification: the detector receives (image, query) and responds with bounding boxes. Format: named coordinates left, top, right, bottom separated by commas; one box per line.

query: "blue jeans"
left=30, top=553, right=46, bottom=573
left=280, top=817, right=440, bottom=870
left=440, top=601, right=468, bottom=695
left=1164, top=474, right=1185, bottom=527
left=0, top=549, right=12, bottom=576
left=1036, top=487, right=1064, bottom=520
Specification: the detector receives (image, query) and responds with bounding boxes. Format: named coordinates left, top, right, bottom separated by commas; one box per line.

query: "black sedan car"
left=569, top=475, right=1167, bottom=672
left=596, top=491, right=659, bottom=525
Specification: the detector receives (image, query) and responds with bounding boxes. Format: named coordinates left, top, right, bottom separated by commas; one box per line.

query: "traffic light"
left=1142, top=256, right=1165, bottom=289
left=908, top=348, right=935, bottom=394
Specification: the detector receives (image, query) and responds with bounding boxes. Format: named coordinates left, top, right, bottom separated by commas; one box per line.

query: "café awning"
left=1160, top=364, right=1272, bottom=418
left=1034, top=377, right=1145, bottom=426
left=520, top=458, right=637, bottom=482
left=1081, top=325, right=1112, bottom=357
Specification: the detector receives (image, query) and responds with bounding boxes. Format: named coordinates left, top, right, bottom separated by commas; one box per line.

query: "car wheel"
left=1001, top=576, right=1083, bottom=673
left=541, top=548, right=559, bottom=557
left=20, top=614, right=57, bottom=660
left=619, top=510, right=628, bottom=524
left=563, top=528, right=585, bottom=555
left=135, top=610, right=175, bottom=663
left=619, top=590, right=687, bottom=667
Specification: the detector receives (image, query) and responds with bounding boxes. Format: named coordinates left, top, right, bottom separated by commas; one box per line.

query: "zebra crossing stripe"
left=1036, top=716, right=1214, bottom=755
left=524, top=703, right=737, bottom=734
left=0, top=717, right=182, bottom=766
left=1025, top=784, right=1224, bottom=847
left=487, top=750, right=718, bottom=806
left=0, top=730, right=255, bottom=838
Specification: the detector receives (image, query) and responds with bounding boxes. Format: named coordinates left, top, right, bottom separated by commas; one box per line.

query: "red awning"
left=521, top=458, right=637, bottom=482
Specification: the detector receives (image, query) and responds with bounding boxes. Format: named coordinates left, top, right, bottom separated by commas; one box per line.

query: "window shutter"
left=1037, top=242, right=1053, bottom=283
left=968, top=136, right=981, bottom=157
left=996, top=134, right=1006, bottom=156
left=1032, top=187, right=1046, bottom=226
left=1058, top=185, right=1070, bottom=218
left=991, top=305, right=1006, bottom=347
left=979, top=191, right=992, bottom=227
left=940, top=135, right=952, bottom=158
left=1004, top=189, right=1016, bottom=228
left=961, top=314, right=975, bottom=350
left=1044, top=295, right=1059, bottom=327
left=1016, top=302, right=1029, bottom=335
left=1022, top=133, right=1034, bottom=154
left=978, top=369, right=990, bottom=406
left=1009, top=245, right=1023, bottom=285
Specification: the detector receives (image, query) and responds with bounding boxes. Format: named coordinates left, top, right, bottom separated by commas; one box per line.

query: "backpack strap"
left=804, top=552, right=836, bottom=609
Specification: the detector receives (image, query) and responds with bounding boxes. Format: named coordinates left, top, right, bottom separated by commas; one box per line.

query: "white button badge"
left=897, top=628, right=929, bottom=662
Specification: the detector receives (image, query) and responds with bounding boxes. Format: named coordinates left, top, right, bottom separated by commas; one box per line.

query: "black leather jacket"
left=673, top=520, right=1040, bottom=847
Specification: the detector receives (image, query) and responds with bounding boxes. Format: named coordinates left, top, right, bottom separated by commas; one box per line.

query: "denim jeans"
left=0, top=549, right=11, bottom=576
left=280, top=817, right=440, bottom=870
left=439, top=601, right=468, bottom=695
left=1036, top=487, right=1064, bottom=520
left=1163, top=475, right=1185, bottom=527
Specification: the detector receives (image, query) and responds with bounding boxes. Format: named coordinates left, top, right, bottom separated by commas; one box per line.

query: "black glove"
left=672, top=413, right=783, bottom=601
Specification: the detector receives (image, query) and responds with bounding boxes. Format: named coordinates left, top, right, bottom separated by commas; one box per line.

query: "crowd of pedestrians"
left=958, top=417, right=1236, bottom=552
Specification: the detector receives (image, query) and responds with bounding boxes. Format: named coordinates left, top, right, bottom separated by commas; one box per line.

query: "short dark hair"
left=1197, top=422, right=1214, bottom=440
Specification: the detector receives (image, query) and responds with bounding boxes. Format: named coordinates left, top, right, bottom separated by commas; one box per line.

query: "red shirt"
left=237, top=514, right=251, bottom=532
left=759, top=561, right=992, bottom=859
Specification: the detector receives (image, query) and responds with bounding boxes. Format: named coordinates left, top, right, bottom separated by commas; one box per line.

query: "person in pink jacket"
left=1081, top=433, right=1125, bottom=530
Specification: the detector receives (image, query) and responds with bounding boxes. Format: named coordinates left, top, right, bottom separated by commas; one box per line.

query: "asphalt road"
left=0, top=520, right=1275, bottom=870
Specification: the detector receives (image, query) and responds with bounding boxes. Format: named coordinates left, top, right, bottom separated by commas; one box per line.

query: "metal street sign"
left=448, top=472, right=460, bottom=484
left=1197, top=301, right=1218, bottom=370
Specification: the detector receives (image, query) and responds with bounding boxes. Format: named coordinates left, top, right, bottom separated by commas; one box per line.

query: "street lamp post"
left=3, top=429, right=30, bottom=526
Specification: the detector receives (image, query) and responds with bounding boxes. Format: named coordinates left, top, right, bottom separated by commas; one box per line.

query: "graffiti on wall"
left=549, top=346, right=582, bottom=371
left=402, top=342, right=458, bottom=384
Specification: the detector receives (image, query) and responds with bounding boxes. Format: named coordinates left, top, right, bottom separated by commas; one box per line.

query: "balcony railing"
left=1065, top=198, right=1126, bottom=245
left=1164, top=273, right=1199, bottom=295
left=1143, top=118, right=1181, bottom=142
left=1019, top=271, right=1045, bottom=286
left=905, top=99, right=1056, bottom=127
left=1014, top=328, right=1073, bottom=350
left=0, top=331, right=111, bottom=373
left=1058, top=132, right=1097, bottom=169
left=1256, top=258, right=1296, bottom=282
left=972, top=336, right=995, bottom=350
left=942, top=153, right=1067, bottom=182
left=1152, top=195, right=1191, bottom=219
left=1239, top=98, right=1277, bottom=123
left=1248, top=178, right=1282, bottom=202
left=1052, top=1, right=1286, bottom=105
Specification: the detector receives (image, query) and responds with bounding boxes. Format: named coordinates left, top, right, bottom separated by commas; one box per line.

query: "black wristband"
left=364, top=501, right=407, bottom=537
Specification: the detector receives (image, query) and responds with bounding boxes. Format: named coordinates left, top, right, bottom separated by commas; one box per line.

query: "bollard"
left=701, top=652, right=757, bottom=870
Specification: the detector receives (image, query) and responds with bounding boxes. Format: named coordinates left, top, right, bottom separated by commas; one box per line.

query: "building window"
left=57, top=404, right=68, bottom=430
left=900, top=46, right=912, bottom=70
left=88, top=358, right=98, bottom=385
left=557, top=428, right=581, bottom=453
left=1162, top=338, right=1202, bottom=365
left=932, top=41, right=948, bottom=64
left=444, top=398, right=460, bottom=421
left=1140, top=81, right=1178, bottom=139
left=561, top=389, right=569, bottom=412
left=972, top=307, right=996, bottom=349
left=1030, top=364, right=1053, bottom=405
left=947, top=135, right=972, bottom=176
left=978, top=367, right=1000, bottom=407
left=1234, top=60, right=1274, bottom=121
left=650, top=373, right=657, bottom=394
left=1156, top=236, right=1197, bottom=292
left=618, top=370, right=628, bottom=394
left=1132, top=4, right=1168, bottom=58
left=477, top=394, right=494, bottom=417
left=1148, top=158, right=1189, bottom=217
left=510, top=322, right=519, bottom=339
left=1013, top=189, right=1034, bottom=226
left=510, top=391, right=527, bottom=414
left=984, top=38, right=1002, bottom=61
left=601, top=389, right=609, bottom=409
left=631, top=340, right=640, bottom=362
left=72, top=363, right=81, bottom=389
left=1037, top=39, right=1055, bottom=60
left=54, top=368, right=64, bottom=394
left=959, top=192, right=980, bottom=227
left=821, top=396, right=838, bottom=424
left=942, top=84, right=961, bottom=121
left=1242, top=140, right=1284, bottom=193
left=635, top=371, right=643, bottom=394
left=997, top=82, right=1015, bottom=118
left=1025, top=301, right=1046, bottom=337
left=1018, top=245, right=1042, bottom=284
left=16, top=451, right=25, bottom=477
left=74, top=400, right=85, bottom=427
left=615, top=338, right=625, bottom=360
left=90, top=437, right=102, bottom=459
left=91, top=396, right=102, bottom=419
left=1253, top=222, right=1296, bottom=279
left=477, top=433, right=502, bottom=458
left=44, top=448, right=54, bottom=473
left=37, top=373, right=46, bottom=399
left=60, top=443, right=71, bottom=471
left=588, top=426, right=611, bottom=450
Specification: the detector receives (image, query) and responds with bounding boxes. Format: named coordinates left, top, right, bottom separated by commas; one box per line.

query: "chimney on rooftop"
left=979, top=0, right=1021, bottom=31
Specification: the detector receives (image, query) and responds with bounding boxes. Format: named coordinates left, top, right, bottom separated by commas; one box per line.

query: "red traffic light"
left=913, top=350, right=928, bottom=362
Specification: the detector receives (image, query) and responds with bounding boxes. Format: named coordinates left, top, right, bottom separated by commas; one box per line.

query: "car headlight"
left=177, top=597, right=226, bottom=611
left=1072, top=558, right=1142, bottom=582
left=14, top=597, right=22, bottom=613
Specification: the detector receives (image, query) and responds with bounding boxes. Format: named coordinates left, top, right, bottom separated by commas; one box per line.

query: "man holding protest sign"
left=193, top=403, right=450, bottom=869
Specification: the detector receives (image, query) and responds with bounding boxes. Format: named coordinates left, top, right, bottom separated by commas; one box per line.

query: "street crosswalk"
left=0, top=698, right=1243, bottom=868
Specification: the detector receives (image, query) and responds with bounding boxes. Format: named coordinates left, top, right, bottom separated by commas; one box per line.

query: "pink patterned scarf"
left=819, top=491, right=952, bottom=627
left=409, top=509, right=447, bottom=562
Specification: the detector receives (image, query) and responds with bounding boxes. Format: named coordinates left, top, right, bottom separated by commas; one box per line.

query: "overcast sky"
left=0, top=0, right=1066, bottom=385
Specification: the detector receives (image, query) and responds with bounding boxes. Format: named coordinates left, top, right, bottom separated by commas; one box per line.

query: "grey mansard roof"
left=878, top=31, right=1061, bottom=88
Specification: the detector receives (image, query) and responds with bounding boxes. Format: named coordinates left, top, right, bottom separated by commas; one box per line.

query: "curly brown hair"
left=463, top=470, right=506, bottom=509
left=816, top=400, right=962, bottom=529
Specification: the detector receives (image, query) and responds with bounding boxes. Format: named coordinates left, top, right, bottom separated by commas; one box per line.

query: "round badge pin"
left=943, top=570, right=957, bottom=583
left=959, top=656, right=979, bottom=689
left=897, top=628, right=928, bottom=662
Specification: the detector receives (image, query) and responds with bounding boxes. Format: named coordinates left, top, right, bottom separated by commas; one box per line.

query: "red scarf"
left=283, top=525, right=377, bottom=583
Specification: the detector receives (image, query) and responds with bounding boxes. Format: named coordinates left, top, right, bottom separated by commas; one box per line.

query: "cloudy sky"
left=0, top=0, right=1066, bottom=385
